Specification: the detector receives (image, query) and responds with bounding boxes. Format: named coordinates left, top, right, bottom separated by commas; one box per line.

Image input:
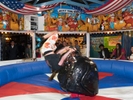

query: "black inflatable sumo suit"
left=58, top=54, right=99, bottom=96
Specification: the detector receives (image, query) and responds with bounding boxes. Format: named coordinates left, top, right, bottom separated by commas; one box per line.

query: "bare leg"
left=58, top=48, right=75, bottom=66
left=43, top=31, right=58, bottom=39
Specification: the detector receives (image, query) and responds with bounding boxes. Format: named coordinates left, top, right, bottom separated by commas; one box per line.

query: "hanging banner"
left=58, top=9, right=80, bottom=13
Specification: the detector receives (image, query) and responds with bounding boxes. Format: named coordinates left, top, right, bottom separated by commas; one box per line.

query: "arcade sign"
left=58, top=9, right=80, bottom=13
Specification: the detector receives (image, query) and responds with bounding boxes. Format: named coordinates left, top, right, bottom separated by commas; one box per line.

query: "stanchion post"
left=32, top=31, right=36, bottom=59
left=86, top=33, right=90, bottom=58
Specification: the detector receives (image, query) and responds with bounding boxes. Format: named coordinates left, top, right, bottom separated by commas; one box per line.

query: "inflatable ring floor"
left=0, top=59, right=133, bottom=100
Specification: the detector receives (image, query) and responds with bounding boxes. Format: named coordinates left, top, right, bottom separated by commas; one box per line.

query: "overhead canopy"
left=0, top=0, right=132, bottom=15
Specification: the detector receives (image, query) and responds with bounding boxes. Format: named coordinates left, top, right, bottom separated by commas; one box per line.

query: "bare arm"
left=116, top=52, right=124, bottom=60
left=110, top=49, right=116, bottom=59
left=58, top=48, right=75, bottom=66
left=56, top=46, right=70, bottom=55
left=110, top=53, right=114, bottom=59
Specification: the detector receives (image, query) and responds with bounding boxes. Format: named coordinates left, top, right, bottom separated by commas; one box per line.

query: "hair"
left=115, top=43, right=122, bottom=58
left=99, top=44, right=104, bottom=48
left=75, top=40, right=78, bottom=42
left=10, top=40, right=14, bottom=43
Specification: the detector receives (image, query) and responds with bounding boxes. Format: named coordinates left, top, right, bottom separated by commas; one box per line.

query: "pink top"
left=112, top=48, right=126, bottom=60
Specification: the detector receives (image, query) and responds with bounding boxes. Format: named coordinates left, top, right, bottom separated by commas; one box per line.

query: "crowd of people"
left=5, top=34, right=133, bottom=61
left=98, top=43, right=133, bottom=60
left=4, top=40, right=41, bottom=60
left=4, top=36, right=83, bottom=61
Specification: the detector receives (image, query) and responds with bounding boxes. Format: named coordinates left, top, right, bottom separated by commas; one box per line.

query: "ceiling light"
left=36, top=7, right=40, bottom=11
left=38, top=12, right=42, bottom=14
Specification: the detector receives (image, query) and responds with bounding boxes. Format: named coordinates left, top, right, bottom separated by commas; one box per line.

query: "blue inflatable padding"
left=111, top=61, right=125, bottom=76
left=15, top=74, right=63, bottom=91
left=62, top=97, right=80, bottom=100
left=93, top=59, right=133, bottom=79
left=124, top=62, right=133, bottom=79
left=93, top=60, right=113, bottom=72
left=0, top=61, right=50, bottom=86
left=0, top=59, right=133, bottom=87
left=99, top=74, right=133, bottom=88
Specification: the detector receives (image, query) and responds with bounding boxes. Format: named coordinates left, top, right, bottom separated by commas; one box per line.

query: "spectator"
left=74, top=40, right=80, bottom=53
left=54, top=40, right=64, bottom=53
left=19, top=42, right=25, bottom=59
left=7, top=40, right=18, bottom=60
left=36, top=48, right=41, bottom=58
left=25, top=44, right=32, bottom=58
left=127, top=47, right=133, bottom=60
left=69, top=42, right=73, bottom=48
left=99, top=44, right=110, bottom=59
left=62, top=41, right=68, bottom=47
left=55, top=40, right=68, bottom=53
left=110, top=43, right=126, bottom=60
left=81, top=42, right=87, bottom=56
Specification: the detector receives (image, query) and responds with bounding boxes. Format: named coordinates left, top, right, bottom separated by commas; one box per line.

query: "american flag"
left=0, top=0, right=61, bottom=15
left=0, top=0, right=132, bottom=15
left=83, top=0, right=133, bottom=15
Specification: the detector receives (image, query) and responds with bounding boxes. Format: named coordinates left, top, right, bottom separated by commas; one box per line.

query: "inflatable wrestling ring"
left=0, top=59, right=133, bottom=100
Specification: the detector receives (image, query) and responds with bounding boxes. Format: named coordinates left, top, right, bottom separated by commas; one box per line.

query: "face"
left=75, top=41, right=78, bottom=45
left=36, top=49, right=39, bottom=52
left=82, top=44, right=86, bottom=48
left=100, top=46, right=104, bottom=50
left=11, top=41, right=14, bottom=45
left=116, top=44, right=119, bottom=49
left=28, top=44, right=31, bottom=48
left=131, top=47, right=133, bottom=53
left=57, top=40, right=61, bottom=44
left=63, top=41, right=67, bottom=46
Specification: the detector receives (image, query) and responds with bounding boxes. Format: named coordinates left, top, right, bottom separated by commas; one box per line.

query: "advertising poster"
left=91, top=37, right=104, bottom=51
left=104, top=36, right=121, bottom=52
left=108, top=36, right=121, bottom=46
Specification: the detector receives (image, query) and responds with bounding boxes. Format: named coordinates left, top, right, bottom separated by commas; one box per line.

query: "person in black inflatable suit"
left=36, top=31, right=76, bottom=80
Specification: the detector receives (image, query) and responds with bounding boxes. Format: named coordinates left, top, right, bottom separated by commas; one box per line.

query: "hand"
left=108, top=58, right=111, bottom=60
left=116, top=57, right=120, bottom=60
left=68, top=48, right=76, bottom=53
left=65, top=46, right=70, bottom=51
